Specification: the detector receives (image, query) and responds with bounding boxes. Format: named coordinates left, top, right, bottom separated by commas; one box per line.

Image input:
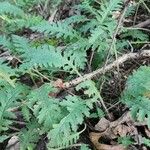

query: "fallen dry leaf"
left=53, top=79, right=65, bottom=89
left=90, top=132, right=126, bottom=150
left=48, top=79, right=65, bottom=97
left=94, top=111, right=139, bottom=139
left=95, top=118, right=110, bottom=132
left=92, top=111, right=145, bottom=149
left=113, top=124, right=134, bottom=137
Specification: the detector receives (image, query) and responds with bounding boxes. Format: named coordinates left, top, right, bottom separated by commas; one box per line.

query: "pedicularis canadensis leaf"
left=0, top=0, right=149, bottom=149
left=121, top=66, right=150, bottom=127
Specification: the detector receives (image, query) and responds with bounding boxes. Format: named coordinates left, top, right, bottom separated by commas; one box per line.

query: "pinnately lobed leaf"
left=0, top=2, right=24, bottom=16
left=121, top=66, right=150, bottom=127
left=0, top=0, right=149, bottom=149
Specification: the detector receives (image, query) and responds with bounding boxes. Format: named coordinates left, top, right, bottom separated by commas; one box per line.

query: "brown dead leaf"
left=48, top=79, right=65, bottom=97
left=90, top=132, right=126, bottom=150
left=53, top=79, right=65, bottom=89
left=94, top=111, right=139, bottom=138
left=113, top=124, right=134, bottom=137
left=48, top=92, right=58, bottom=97
left=144, top=127, right=150, bottom=138
left=95, top=118, right=110, bottom=132
left=92, top=111, right=142, bottom=148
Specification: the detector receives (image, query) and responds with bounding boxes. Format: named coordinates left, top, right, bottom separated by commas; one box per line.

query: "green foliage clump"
left=121, top=66, right=150, bottom=127
left=0, top=0, right=149, bottom=149
left=118, top=136, right=133, bottom=147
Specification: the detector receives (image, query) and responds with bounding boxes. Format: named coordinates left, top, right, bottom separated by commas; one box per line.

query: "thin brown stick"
left=64, top=50, right=150, bottom=88
left=133, top=2, right=140, bottom=26
left=134, top=19, right=150, bottom=28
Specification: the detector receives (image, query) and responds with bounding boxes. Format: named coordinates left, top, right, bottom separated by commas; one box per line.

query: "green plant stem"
left=131, top=41, right=150, bottom=44
left=103, top=2, right=129, bottom=70
left=32, top=69, right=52, bottom=82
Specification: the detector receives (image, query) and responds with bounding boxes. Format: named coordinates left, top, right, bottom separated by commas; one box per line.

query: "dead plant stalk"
left=64, top=50, right=150, bottom=88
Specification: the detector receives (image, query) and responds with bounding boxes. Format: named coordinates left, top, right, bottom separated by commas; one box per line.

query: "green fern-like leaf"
left=64, top=39, right=89, bottom=70
left=121, top=66, right=150, bottom=127
left=125, top=4, right=136, bottom=17
left=0, top=59, right=16, bottom=87
left=0, top=35, right=12, bottom=49
left=121, top=29, right=149, bottom=41
left=118, top=136, right=133, bottom=147
left=80, top=144, right=91, bottom=150
left=64, top=15, right=88, bottom=25
left=48, top=130, right=81, bottom=149
left=77, top=0, right=99, bottom=17
left=0, top=135, right=9, bottom=143
left=20, top=45, right=65, bottom=70
left=0, top=2, right=24, bottom=16
left=15, top=0, right=39, bottom=11
left=76, top=80, right=102, bottom=104
left=79, top=0, right=123, bottom=54
left=48, top=95, right=90, bottom=148
left=98, top=0, right=123, bottom=23
left=1, top=35, right=85, bottom=73
left=28, top=83, right=62, bottom=130
left=21, top=104, right=31, bottom=122
left=6, top=15, right=44, bottom=32
left=0, top=83, right=26, bottom=131
left=31, top=21, right=80, bottom=40
left=12, top=35, right=31, bottom=53
left=18, top=43, right=84, bottom=73
left=142, top=137, right=150, bottom=147
left=28, top=83, right=91, bottom=148
left=19, top=121, right=40, bottom=150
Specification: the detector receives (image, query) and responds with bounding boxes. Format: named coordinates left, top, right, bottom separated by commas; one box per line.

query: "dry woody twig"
left=64, top=50, right=150, bottom=88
